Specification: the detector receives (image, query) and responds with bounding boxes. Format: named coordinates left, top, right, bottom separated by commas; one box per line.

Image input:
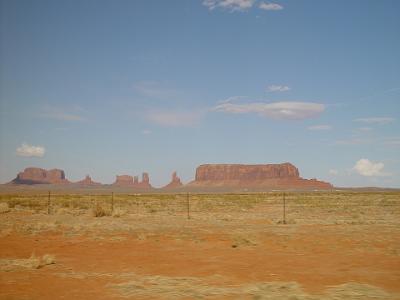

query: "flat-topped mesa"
left=11, top=167, right=69, bottom=184
left=190, top=163, right=332, bottom=190
left=195, top=163, right=300, bottom=181
left=76, top=175, right=101, bottom=186
left=163, top=171, right=183, bottom=189
left=113, top=175, right=134, bottom=186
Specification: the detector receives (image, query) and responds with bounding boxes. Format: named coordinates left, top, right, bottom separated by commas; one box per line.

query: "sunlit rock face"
left=11, top=167, right=69, bottom=184
left=190, top=163, right=332, bottom=190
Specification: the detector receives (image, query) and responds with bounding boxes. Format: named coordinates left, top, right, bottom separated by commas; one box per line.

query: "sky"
left=0, top=0, right=399, bottom=188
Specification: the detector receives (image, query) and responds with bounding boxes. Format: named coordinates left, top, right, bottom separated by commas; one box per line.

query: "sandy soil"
left=0, top=194, right=399, bottom=299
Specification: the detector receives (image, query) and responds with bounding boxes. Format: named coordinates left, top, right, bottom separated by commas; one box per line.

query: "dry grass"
left=0, top=253, right=55, bottom=271
left=92, top=205, right=111, bottom=217
left=0, top=202, right=10, bottom=214
left=109, top=273, right=394, bottom=299
left=0, top=191, right=398, bottom=226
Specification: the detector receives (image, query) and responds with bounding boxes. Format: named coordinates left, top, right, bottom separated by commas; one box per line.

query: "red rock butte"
left=113, top=173, right=152, bottom=189
left=7, top=163, right=333, bottom=190
left=163, top=171, right=183, bottom=189
left=75, top=175, right=101, bottom=186
left=189, top=163, right=332, bottom=189
left=11, top=167, right=69, bottom=185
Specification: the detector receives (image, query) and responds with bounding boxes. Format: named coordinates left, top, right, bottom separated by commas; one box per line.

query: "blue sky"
left=1, top=0, right=399, bottom=187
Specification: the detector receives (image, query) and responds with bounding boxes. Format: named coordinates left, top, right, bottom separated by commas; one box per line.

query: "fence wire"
left=0, top=192, right=399, bottom=224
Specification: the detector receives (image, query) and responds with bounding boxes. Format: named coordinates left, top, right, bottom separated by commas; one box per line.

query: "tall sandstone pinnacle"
left=189, top=163, right=332, bottom=189
left=163, top=171, right=183, bottom=189
left=136, top=172, right=152, bottom=188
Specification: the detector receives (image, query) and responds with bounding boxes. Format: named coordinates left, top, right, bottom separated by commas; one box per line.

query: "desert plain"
left=0, top=191, right=399, bottom=299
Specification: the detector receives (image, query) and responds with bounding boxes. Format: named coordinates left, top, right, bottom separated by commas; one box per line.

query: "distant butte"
left=113, top=173, right=153, bottom=189
left=113, top=175, right=134, bottom=186
left=163, top=171, right=183, bottom=189
left=75, top=175, right=101, bottom=186
left=8, top=163, right=333, bottom=190
left=188, top=163, right=332, bottom=190
left=10, top=167, right=69, bottom=185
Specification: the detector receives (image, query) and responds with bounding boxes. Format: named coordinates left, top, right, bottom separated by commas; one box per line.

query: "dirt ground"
left=0, top=192, right=399, bottom=299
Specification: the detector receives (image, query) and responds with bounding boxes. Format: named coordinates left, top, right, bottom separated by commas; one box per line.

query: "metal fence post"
left=187, top=192, right=190, bottom=220
left=111, top=192, right=114, bottom=213
left=283, top=192, right=286, bottom=224
left=47, top=191, right=51, bottom=215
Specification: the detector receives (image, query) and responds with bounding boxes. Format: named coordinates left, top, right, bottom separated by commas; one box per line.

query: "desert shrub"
left=92, top=205, right=111, bottom=217
left=40, top=254, right=56, bottom=267
left=112, top=208, right=127, bottom=218
left=0, top=202, right=10, bottom=213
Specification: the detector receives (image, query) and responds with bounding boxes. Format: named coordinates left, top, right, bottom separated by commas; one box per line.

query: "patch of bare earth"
left=0, top=193, right=399, bottom=299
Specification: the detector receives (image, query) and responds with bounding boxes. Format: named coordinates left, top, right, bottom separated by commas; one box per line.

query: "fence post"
left=283, top=192, right=286, bottom=224
left=111, top=192, right=114, bottom=214
left=47, top=191, right=51, bottom=215
left=187, top=192, right=190, bottom=220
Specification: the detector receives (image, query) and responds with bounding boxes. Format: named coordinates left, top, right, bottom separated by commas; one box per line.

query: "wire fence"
left=1, top=192, right=399, bottom=224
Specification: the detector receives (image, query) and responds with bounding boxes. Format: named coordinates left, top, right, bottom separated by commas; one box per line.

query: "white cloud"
left=267, top=85, right=290, bottom=92
left=213, top=101, right=325, bottom=120
left=353, top=159, right=388, bottom=177
left=147, top=110, right=203, bottom=127
left=16, top=143, right=45, bottom=157
left=259, top=2, right=283, bottom=10
left=203, top=0, right=255, bottom=11
left=329, top=169, right=339, bottom=175
left=133, top=81, right=179, bottom=99
left=141, top=129, right=152, bottom=135
left=308, top=125, right=332, bottom=131
left=354, top=117, right=395, bottom=124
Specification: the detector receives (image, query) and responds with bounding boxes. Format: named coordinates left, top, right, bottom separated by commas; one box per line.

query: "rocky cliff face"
left=195, top=163, right=300, bottom=181
left=136, top=172, right=152, bottom=188
left=190, top=163, right=332, bottom=190
left=113, top=173, right=152, bottom=188
left=11, top=167, right=69, bottom=184
left=113, top=175, right=134, bottom=186
left=163, top=171, right=183, bottom=189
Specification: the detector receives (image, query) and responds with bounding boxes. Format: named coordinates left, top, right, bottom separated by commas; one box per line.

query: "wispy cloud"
left=356, top=127, right=373, bottom=132
left=307, top=125, right=332, bottom=131
left=16, top=143, right=45, bottom=157
left=147, top=110, right=203, bottom=127
left=133, top=81, right=180, bottom=99
left=267, top=85, right=290, bottom=92
left=335, top=137, right=373, bottom=145
left=202, top=0, right=255, bottom=12
left=259, top=2, right=283, bottom=10
left=354, top=117, right=395, bottom=124
left=39, top=106, right=86, bottom=122
left=329, top=169, right=339, bottom=175
left=141, top=129, right=152, bottom=135
left=353, top=158, right=389, bottom=177
left=213, top=101, right=325, bottom=120
left=384, top=137, right=400, bottom=146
